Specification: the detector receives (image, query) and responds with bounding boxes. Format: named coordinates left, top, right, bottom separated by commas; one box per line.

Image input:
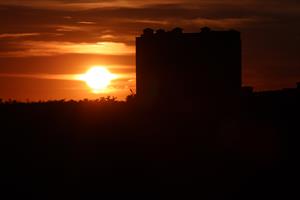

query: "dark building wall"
left=136, top=28, right=242, bottom=108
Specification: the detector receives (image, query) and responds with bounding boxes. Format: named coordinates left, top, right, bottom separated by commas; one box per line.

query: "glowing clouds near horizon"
left=0, top=41, right=134, bottom=57
left=79, top=67, right=117, bottom=94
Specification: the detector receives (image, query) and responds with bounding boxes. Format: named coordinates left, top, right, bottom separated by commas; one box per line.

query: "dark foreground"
left=0, top=94, right=297, bottom=199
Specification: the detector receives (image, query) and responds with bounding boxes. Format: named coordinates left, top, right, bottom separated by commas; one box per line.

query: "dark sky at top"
left=0, top=0, right=299, bottom=100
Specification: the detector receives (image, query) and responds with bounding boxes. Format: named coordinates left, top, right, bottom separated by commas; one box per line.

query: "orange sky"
left=0, top=0, right=300, bottom=101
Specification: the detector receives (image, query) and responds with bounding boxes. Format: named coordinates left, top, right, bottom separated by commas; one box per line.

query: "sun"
left=80, top=66, right=116, bottom=93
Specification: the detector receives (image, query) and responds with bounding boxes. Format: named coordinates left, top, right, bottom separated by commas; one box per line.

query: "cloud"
left=1, top=0, right=299, bottom=14
left=0, top=73, right=77, bottom=80
left=180, top=17, right=267, bottom=29
left=1, top=1, right=299, bottom=42
left=55, top=25, right=85, bottom=32
left=0, top=41, right=134, bottom=57
left=77, top=21, right=96, bottom=25
left=0, top=33, right=41, bottom=39
left=0, top=0, right=186, bottom=9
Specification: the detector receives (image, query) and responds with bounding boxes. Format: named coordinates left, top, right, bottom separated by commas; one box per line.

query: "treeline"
left=0, top=94, right=136, bottom=105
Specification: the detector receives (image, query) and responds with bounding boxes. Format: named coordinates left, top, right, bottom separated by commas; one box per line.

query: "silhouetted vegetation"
left=0, top=96, right=120, bottom=105
left=0, top=90, right=298, bottom=199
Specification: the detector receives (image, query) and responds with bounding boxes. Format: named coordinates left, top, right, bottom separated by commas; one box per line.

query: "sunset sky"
left=0, top=0, right=300, bottom=101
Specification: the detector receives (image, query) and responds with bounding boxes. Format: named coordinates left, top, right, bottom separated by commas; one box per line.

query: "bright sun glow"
left=80, top=66, right=116, bottom=93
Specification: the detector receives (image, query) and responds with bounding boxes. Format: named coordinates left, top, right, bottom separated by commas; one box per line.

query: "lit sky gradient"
left=0, top=0, right=300, bottom=100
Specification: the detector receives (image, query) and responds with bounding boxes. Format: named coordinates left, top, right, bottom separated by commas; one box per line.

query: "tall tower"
left=136, top=27, right=242, bottom=109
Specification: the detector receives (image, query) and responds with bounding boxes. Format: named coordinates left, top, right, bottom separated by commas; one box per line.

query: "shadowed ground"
left=0, top=93, right=297, bottom=199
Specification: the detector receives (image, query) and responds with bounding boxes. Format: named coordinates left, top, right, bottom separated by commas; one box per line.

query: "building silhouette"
left=136, top=27, right=242, bottom=108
